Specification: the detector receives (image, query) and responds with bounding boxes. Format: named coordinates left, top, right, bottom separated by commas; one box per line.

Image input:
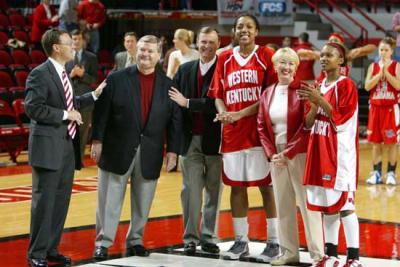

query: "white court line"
left=79, top=242, right=400, bottom=267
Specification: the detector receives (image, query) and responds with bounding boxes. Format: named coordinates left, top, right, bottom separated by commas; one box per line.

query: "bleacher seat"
left=8, top=13, right=26, bottom=30
left=97, top=49, right=113, bottom=69
left=0, top=49, right=12, bottom=68
left=0, top=13, right=9, bottom=30
left=9, top=86, right=25, bottom=100
left=12, top=98, right=29, bottom=125
left=29, top=49, right=46, bottom=69
left=0, top=31, right=8, bottom=47
left=14, top=70, right=28, bottom=87
left=11, top=49, right=30, bottom=66
left=12, top=30, right=30, bottom=45
left=0, top=99, right=28, bottom=163
left=0, top=70, right=14, bottom=87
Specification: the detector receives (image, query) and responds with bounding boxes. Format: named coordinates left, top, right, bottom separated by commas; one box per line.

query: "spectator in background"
left=392, top=11, right=400, bottom=61
left=78, top=0, right=106, bottom=53
left=114, top=32, right=138, bottom=71
left=293, top=32, right=316, bottom=82
left=58, top=0, right=78, bottom=32
left=281, top=36, right=291, bottom=48
left=65, top=29, right=98, bottom=166
left=216, top=28, right=238, bottom=56
left=166, top=28, right=199, bottom=78
left=31, top=0, right=59, bottom=48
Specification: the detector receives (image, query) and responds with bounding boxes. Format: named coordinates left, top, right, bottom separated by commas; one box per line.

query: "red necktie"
left=62, top=70, right=76, bottom=139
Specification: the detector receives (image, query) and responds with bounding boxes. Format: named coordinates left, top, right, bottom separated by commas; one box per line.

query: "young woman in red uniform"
left=208, top=14, right=279, bottom=262
left=297, top=42, right=362, bottom=267
left=365, top=37, right=400, bottom=185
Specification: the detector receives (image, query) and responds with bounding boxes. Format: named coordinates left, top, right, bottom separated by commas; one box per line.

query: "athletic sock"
left=266, top=218, right=278, bottom=243
left=233, top=217, right=249, bottom=242
left=341, top=213, right=360, bottom=260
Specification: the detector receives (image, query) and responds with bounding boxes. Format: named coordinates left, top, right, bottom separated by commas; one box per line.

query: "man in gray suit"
left=25, top=28, right=105, bottom=267
left=114, top=31, right=137, bottom=71
left=66, top=29, right=98, bottom=165
left=169, top=27, right=222, bottom=255
left=91, top=35, right=182, bottom=261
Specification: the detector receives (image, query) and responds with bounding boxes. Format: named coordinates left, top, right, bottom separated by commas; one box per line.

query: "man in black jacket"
left=91, top=35, right=182, bottom=260
left=169, top=26, right=222, bottom=255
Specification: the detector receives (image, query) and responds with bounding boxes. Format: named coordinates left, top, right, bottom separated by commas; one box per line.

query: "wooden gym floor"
left=0, top=143, right=399, bottom=266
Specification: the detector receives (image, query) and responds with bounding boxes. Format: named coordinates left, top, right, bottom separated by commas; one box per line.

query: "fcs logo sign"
left=259, top=0, right=286, bottom=15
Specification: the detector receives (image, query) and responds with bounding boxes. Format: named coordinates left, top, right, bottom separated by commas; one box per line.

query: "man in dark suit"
left=91, top=35, right=182, bottom=260
left=114, top=31, right=137, bottom=71
left=168, top=27, right=222, bottom=255
left=25, top=28, right=106, bottom=267
left=66, top=29, right=98, bottom=165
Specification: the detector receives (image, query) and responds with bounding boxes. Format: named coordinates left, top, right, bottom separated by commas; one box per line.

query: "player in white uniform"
left=208, top=14, right=279, bottom=262
left=297, top=42, right=362, bottom=267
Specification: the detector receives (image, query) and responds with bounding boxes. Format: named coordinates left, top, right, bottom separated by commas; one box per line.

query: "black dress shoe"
left=93, top=246, right=108, bottom=261
left=201, top=242, right=220, bottom=254
left=183, top=241, right=196, bottom=255
left=47, top=253, right=72, bottom=265
left=126, top=245, right=150, bottom=257
left=28, top=258, right=48, bottom=267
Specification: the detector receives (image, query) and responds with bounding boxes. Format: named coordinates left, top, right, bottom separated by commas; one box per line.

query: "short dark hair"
left=197, top=26, right=220, bottom=42
left=233, top=14, right=260, bottom=31
left=41, top=28, right=69, bottom=57
left=70, top=29, right=84, bottom=37
left=124, top=31, right=138, bottom=39
left=299, top=32, right=309, bottom=42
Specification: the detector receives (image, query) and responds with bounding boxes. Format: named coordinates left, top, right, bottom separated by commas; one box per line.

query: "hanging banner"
left=217, top=0, right=293, bottom=25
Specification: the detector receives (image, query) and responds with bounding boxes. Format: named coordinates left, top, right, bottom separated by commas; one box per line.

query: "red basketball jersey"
left=208, top=45, right=276, bottom=153
left=304, top=76, right=359, bottom=192
left=369, top=61, right=398, bottom=106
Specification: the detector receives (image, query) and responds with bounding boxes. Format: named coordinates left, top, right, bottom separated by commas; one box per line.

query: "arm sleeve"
left=91, top=75, right=112, bottom=141
left=207, top=56, right=224, bottom=99
left=24, top=68, right=64, bottom=125
left=331, top=79, right=358, bottom=130
left=257, top=92, right=274, bottom=159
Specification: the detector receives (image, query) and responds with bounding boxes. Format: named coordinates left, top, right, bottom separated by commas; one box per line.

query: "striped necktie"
left=62, top=70, right=76, bottom=139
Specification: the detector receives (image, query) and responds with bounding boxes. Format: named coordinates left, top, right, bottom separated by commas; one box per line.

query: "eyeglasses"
left=57, top=42, right=72, bottom=46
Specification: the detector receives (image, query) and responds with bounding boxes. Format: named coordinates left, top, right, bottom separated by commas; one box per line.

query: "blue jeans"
left=88, top=29, right=100, bottom=53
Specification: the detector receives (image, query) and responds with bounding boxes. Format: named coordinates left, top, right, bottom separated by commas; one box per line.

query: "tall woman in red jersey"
left=257, top=48, right=324, bottom=266
left=298, top=43, right=362, bottom=267
left=207, top=14, right=280, bottom=261
left=365, top=37, right=400, bottom=185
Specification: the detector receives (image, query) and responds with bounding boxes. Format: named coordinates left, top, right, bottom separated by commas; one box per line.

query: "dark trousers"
left=28, top=138, right=75, bottom=259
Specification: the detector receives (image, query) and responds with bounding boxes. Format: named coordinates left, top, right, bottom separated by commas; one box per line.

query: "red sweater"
left=139, top=72, right=155, bottom=129
left=31, top=4, right=58, bottom=43
left=77, top=0, right=106, bottom=27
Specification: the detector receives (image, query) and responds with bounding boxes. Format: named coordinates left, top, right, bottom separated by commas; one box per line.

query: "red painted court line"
left=0, top=157, right=96, bottom=177
left=0, top=209, right=399, bottom=266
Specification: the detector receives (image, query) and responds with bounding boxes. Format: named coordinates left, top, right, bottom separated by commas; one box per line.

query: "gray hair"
left=137, top=35, right=162, bottom=53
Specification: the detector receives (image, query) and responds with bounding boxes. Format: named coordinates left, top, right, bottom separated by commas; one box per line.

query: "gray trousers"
left=180, top=135, right=222, bottom=245
left=95, top=147, right=158, bottom=248
left=271, top=144, right=324, bottom=261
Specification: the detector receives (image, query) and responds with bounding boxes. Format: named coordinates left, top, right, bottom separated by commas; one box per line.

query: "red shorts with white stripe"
left=306, top=186, right=355, bottom=213
left=367, top=104, right=399, bottom=144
